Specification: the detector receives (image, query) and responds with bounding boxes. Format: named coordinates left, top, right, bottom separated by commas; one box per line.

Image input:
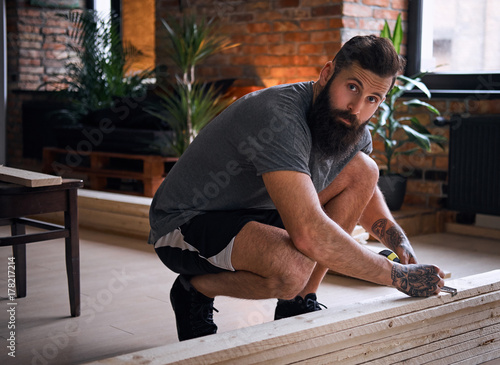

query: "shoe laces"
left=305, top=296, right=327, bottom=311
left=190, top=300, right=219, bottom=333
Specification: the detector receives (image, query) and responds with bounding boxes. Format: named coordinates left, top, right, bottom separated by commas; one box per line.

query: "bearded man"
left=149, top=35, right=446, bottom=342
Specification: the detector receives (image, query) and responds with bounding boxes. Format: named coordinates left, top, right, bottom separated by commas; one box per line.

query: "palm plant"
left=43, top=10, right=154, bottom=124
left=369, top=14, right=446, bottom=174
left=146, top=14, right=238, bottom=156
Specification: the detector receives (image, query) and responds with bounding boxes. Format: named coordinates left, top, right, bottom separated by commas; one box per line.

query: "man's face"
left=308, top=62, right=393, bottom=158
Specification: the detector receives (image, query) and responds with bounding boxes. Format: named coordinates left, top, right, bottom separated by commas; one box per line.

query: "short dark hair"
left=332, top=35, right=406, bottom=91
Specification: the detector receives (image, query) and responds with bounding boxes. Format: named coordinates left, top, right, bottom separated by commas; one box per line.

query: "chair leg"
left=11, top=222, right=27, bottom=298
left=65, top=188, right=81, bottom=317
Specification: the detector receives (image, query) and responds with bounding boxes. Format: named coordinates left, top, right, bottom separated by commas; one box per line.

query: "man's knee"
left=268, top=259, right=314, bottom=299
left=346, top=152, right=379, bottom=187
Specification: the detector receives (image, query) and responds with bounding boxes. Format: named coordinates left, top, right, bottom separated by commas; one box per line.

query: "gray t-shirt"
left=148, top=81, right=372, bottom=244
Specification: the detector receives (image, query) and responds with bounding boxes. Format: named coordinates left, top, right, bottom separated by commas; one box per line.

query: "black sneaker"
left=274, top=293, right=326, bottom=320
left=170, top=275, right=218, bottom=341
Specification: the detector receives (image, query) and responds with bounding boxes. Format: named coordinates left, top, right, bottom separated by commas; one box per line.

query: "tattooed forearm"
left=386, top=225, right=406, bottom=251
left=391, top=264, right=440, bottom=297
left=371, top=218, right=387, bottom=240
left=371, top=219, right=407, bottom=250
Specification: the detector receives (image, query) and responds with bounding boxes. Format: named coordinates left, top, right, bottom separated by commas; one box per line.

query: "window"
left=86, top=0, right=155, bottom=74
left=407, top=0, right=500, bottom=95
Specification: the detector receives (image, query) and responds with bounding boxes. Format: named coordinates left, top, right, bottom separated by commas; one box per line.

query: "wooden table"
left=0, top=179, right=83, bottom=317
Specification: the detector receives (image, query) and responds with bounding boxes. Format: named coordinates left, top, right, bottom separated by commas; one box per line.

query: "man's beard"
left=307, top=78, right=369, bottom=160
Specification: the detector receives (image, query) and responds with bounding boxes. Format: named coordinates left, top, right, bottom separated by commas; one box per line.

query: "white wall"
left=0, top=1, right=6, bottom=165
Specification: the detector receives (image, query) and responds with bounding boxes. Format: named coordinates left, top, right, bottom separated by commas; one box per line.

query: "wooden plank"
left=84, top=270, right=500, bottom=365
left=298, top=300, right=500, bottom=365
left=446, top=222, right=500, bottom=240
left=0, top=165, right=62, bottom=187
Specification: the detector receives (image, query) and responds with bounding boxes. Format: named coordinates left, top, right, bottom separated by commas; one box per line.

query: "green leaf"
left=392, top=14, right=403, bottom=54
left=403, top=99, right=441, bottom=115
left=402, top=124, right=431, bottom=151
left=398, top=75, right=431, bottom=98
left=380, top=20, right=391, bottom=39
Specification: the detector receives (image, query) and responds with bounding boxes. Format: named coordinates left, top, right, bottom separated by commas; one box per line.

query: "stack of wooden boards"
left=86, top=270, right=500, bottom=364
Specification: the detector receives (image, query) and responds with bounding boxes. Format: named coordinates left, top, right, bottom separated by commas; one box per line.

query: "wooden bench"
left=42, top=147, right=178, bottom=197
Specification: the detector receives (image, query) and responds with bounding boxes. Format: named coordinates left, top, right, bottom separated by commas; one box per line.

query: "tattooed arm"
left=359, top=187, right=445, bottom=296
left=371, top=217, right=417, bottom=265
left=359, top=187, right=417, bottom=264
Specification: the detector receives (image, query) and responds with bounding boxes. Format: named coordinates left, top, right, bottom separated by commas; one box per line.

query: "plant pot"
left=378, top=173, right=407, bottom=211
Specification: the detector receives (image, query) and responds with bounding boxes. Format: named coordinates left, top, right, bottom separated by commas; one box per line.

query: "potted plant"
left=369, top=14, right=447, bottom=210
left=41, top=10, right=167, bottom=154
left=145, top=14, right=238, bottom=156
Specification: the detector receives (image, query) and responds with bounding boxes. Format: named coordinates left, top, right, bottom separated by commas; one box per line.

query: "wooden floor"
left=0, top=226, right=499, bottom=365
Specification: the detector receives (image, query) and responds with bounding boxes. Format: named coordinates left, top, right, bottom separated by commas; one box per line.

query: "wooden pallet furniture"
left=42, top=147, right=178, bottom=197
left=86, top=270, right=500, bottom=364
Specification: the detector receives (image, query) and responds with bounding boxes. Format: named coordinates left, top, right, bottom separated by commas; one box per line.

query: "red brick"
left=298, top=43, right=325, bottom=54
left=41, top=27, right=67, bottom=35
left=241, top=45, right=269, bottom=55
left=276, top=0, right=300, bottom=8
left=19, top=58, right=41, bottom=66
left=311, top=5, right=342, bottom=17
left=359, top=18, right=385, bottom=31
left=392, top=0, right=409, bottom=11
left=254, top=11, right=285, bottom=22
left=273, top=20, right=301, bottom=32
left=373, top=9, right=402, bottom=20
left=230, top=55, right=254, bottom=65
left=247, top=22, right=272, bottom=33
left=17, top=24, right=40, bottom=33
left=343, top=3, right=373, bottom=17
left=434, top=156, right=449, bottom=170
left=19, top=40, right=43, bottom=49
left=308, top=54, right=330, bottom=65
left=18, top=73, right=41, bottom=82
left=284, top=32, right=310, bottom=43
left=302, top=0, right=338, bottom=6
left=254, top=33, right=283, bottom=44
left=311, top=30, right=340, bottom=43
left=300, top=19, right=330, bottom=31
left=341, top=17, right=358, bottom=28
left=269, top=43, right=296, bottom=55
left=286, top=55, right=310, bottom=66
left=246, top=1, right=271, bottom=11
left=19, top=49, right=42, bottom=58
left=230, top=13, right=254, bottom=22
left=17, top=8, right=42, bottom=17
left=254, top=55, right=282, bottom=66
left=362, top=0, right=390, bottom=6
left=329, top=18, right=344, bottom=28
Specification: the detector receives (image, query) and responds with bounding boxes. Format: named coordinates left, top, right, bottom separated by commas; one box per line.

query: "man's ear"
left=318, top=61, right=334, bottom=87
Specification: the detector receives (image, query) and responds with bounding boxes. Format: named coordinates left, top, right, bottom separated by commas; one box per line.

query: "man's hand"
left=371, top=218, right=417, bottom=264
left=391, top=264, right=445, bottom=297
left=393, top=242, right=417, bottom=265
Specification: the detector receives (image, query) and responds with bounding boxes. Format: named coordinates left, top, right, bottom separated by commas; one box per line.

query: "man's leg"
left=298, top=152, right=379, bottom=297
left=191, top=220, right=316, bottom=300
left=168, top=214, right=316, bottom=340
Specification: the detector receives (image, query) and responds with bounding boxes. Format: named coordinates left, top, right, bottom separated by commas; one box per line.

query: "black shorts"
left=154, top=209, right=284, bottom=276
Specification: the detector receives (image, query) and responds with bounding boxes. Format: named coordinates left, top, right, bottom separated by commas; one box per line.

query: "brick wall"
left=6, top=0, right=80, bottom=91
left=6, top=0, right=500, bottom=211
left=5, top=0, right=81, bottom=166
left=156, top=0, right=407, bottom=88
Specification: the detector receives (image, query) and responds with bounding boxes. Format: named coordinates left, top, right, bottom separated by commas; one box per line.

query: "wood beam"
left=85, top=270, right=500, bottom=364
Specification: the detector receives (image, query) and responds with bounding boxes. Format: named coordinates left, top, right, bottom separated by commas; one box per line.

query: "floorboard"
left=0, top=227, right=499, bottom=365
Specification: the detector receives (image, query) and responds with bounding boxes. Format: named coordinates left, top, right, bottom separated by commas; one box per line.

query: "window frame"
left=407, top=0, right=500, bottom=97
